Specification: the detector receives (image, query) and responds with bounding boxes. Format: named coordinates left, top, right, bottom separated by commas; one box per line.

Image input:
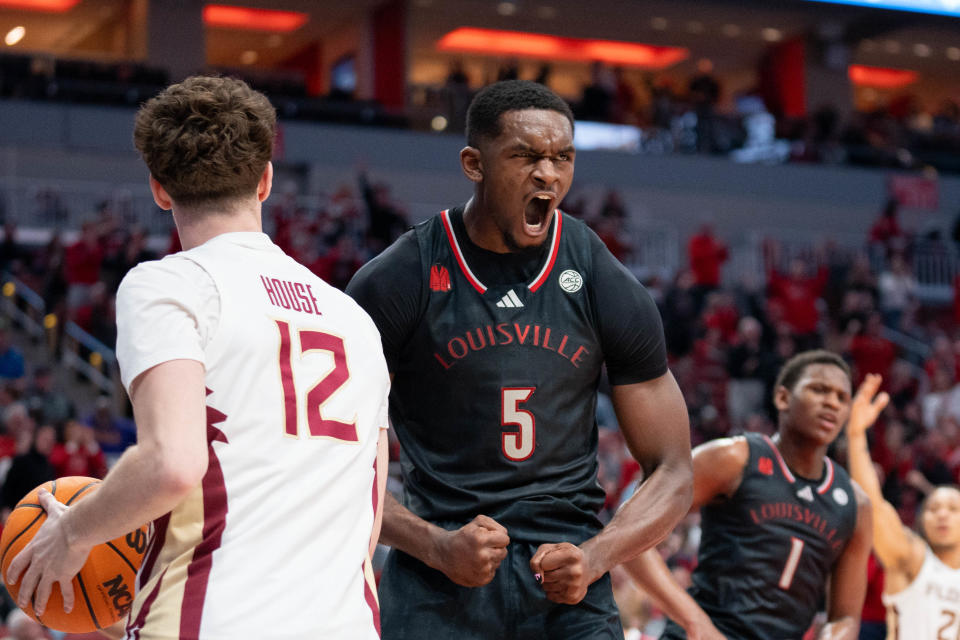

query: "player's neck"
left=173, top=207, right=263, bottom=251
left=463, top=196, right=509, bottom=253
left=933, top=543, right=960, bottom=569
left=772, top=431, right=828, bottom=480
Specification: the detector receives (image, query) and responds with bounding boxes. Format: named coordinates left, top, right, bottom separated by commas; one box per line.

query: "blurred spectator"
left=0, top=222, right=25, bottom=276
left=868, top=198, right=907, bottom=259
left=767, top=256, right=827, bottom=350
left=359, top=171, right=408, bottom=252
left=845, top=312, right=898, bottom=384
left=858, top=554, right=886, bottom=640
left=23, top=366, right=73, bottom=427
left=877, top=253, right=917, bottom=331
left=84, top=395, right=136, bottom=464
left=0, top=320, right=24, bottom=381
left=101, top=227, right=156, bottom=292
left=580, top=62, right=615, bottom=122
left=687, top=223, right=728, bottom=310
left=48, top=420, right=107, bottom=479
left=1, top=424, right=55, bottom=513
left=64, top=221, right=104, bottom=310
left=689, top=58, right=721, bottom=153
left=726, top=316, right=772, bottom=429
left=662, top=270, right=699, bottom=357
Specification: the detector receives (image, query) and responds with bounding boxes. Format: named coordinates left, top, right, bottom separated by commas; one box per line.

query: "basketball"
left=0, top=476, right=149, bottom=633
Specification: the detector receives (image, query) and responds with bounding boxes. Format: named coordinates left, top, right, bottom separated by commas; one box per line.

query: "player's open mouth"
left=524, top=194, right=553, bottom=235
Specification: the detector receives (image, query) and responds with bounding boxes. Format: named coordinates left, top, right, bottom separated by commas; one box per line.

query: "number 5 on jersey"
left=502, top=388, right=535, bottom=461
left=276, top=319, right=357, bottom=442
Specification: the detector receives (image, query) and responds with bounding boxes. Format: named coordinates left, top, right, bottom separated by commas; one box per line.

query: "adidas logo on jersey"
left=796, top=486, right=814, bottom=502
left=495, top=289, right=524, bottom=308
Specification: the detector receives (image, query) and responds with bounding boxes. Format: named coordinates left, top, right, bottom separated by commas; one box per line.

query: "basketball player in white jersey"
left=7, top=76, right=390, bottom=639
left=846, top=373, right=960, bottom=640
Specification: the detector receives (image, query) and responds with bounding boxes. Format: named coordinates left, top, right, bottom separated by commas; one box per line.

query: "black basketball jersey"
left=375, top=208, right=659, bottom=544
left=667, top=433, right=859, bottom=640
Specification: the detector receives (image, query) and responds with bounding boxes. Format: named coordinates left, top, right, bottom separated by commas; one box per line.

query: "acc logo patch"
left=832, top=488, right=848, bottom=506
left=558, top=269, right=583, bottom=293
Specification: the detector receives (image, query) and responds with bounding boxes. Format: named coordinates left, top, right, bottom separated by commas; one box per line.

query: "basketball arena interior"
left=0, top=0, right=958, bottom=637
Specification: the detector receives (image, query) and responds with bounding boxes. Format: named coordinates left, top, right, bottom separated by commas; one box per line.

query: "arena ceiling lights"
left=0, top=0, right=79, bottom=10
left=848, top=64, right=918, bottom=88
left=203, top=4, right=308, bottom=32
left=437, top=27, right=689, bottom=70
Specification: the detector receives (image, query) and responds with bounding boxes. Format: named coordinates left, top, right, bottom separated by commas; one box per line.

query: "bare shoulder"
left=692, top=436, right=750, bottom=504
left=693, top=435, right=749, bottom=467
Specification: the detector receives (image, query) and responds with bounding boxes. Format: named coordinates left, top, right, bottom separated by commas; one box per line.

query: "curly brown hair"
left=133, top=75, right=276, bottom=207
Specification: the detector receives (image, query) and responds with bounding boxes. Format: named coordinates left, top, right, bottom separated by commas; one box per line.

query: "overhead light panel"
left=203, top=4, right=308, bottom=32
left=848, top=64, right=917, bottom=88
left=0, top=0, right=79, bottom=10
left=437, top=27, right=688, bottom=69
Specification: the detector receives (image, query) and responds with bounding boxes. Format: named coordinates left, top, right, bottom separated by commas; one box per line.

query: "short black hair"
left=774, top=349, right=851, bottom=396
left=465, top=80, right=575, bottom=147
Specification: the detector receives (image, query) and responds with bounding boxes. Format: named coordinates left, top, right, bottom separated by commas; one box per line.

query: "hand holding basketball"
left=434, top=514, right=509, bottom=587
left=529, top=542, right=596, bottom=605
left=7, top=488, right=90, bottom=616
left=0, top=477, right=148, bottom=633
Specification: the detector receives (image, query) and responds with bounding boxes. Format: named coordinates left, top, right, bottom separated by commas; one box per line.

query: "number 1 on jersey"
left=778, top=536, right=805, bottom=590
left=501, top=388, right=535, bottom=461
left=276, top=320, right=358, bottom=442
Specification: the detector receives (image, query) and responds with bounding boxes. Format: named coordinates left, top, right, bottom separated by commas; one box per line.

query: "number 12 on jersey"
left=276, top=319, right=357, bottom=442
left=501, top=388, right=535, bottom=461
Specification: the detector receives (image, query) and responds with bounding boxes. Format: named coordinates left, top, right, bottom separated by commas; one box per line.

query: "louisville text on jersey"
left=749, top=501, right=846, bottom=551
left=433, top=323, right=590, bottom=370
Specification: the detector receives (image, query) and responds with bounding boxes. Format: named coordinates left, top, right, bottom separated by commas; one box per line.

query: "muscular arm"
left=845, top=374, right=926, bottom=578
left=818, top=484, right=872, bottom=640
left=7, top=359, right=208, bottom=614
left=621, top=437, right=748, bottom=639
left=532, top=371, right=694, bottom=604
left=380, top=489, right=510, bottom=587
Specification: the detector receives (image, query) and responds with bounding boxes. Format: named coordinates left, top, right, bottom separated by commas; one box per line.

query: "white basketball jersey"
left=884, top=548, right=960, bottom=640
left=116, top=233, right=389, bottom=640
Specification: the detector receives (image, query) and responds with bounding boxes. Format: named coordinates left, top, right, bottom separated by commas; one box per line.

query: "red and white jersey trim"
left=817, top=458, right=835, bottom=494
left=440, top=209, right=563, bottom=294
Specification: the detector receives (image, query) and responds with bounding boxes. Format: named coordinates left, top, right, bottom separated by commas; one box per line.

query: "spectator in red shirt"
left=767, top=257, right=828, bottom=350
left=858, top=554, right=887, bottom=640
left=64, top=221, right=104, bottom=310
left=48, top=420, right=107, bottom=479
left=868, top=198, right=907, bottom=259
left=687, top=223, right=728, bottom=311
left=846, top=312, right=898, bottom=385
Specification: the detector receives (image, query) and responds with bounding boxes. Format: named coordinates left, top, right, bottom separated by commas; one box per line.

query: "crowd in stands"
left=0, top=166, right=956, bottom=637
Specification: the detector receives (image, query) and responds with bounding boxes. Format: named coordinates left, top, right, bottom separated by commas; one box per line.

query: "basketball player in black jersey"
left=624, top=350, right=873, bottom=640
left=347, top=80, right=693, bottom=638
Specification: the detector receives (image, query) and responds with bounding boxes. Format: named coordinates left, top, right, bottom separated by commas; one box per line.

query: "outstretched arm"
left=818, top=484, right=872, bottom=640
left=845, top=373, right=926, bottom=577
left=531, top=371, right=693, bottom=605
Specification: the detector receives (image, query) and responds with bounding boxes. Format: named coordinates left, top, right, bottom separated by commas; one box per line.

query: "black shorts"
left=379, top=542, right=623, bottom=639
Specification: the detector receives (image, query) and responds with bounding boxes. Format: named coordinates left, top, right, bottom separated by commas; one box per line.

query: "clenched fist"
left=433, top=515, right=509, bottom=587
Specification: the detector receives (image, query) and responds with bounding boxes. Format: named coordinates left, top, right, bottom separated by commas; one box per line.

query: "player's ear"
left=149, top=175, right=173, bottom=211
left=257, top=161, right=274, bottom=203
left=773, top=385, right=791, bottom=412
left=460, top=146, right=483, bottom=183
